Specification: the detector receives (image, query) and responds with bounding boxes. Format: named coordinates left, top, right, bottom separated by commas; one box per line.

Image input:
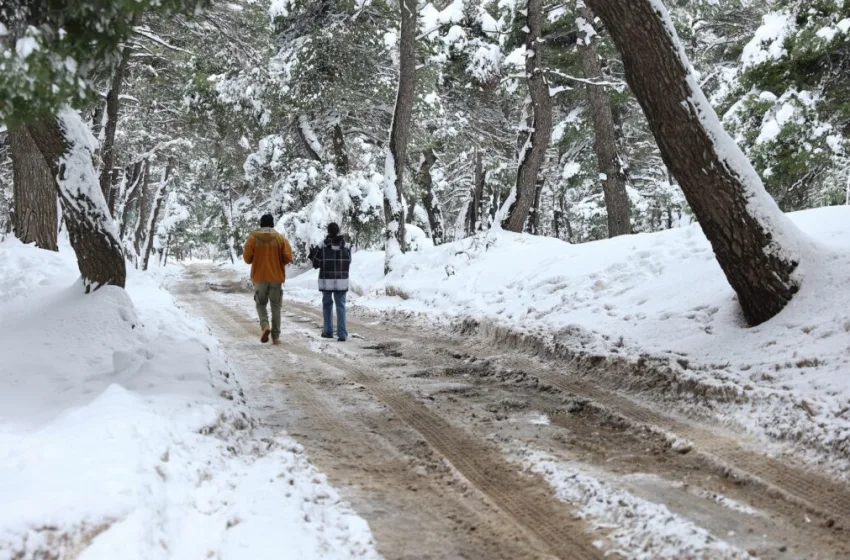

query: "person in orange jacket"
left=243, top=214, right=293, bottom=345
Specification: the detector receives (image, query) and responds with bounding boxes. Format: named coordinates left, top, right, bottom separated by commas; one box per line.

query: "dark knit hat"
left=260, top=214, right=274, bottom=228
left=327, top=222, right=340, bottom=236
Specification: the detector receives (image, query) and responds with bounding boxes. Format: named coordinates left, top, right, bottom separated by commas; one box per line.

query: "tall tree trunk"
left=161, top=234, right=171, bottom=266
left=552, top=189, right=562, bottom=239
left=222, top=186, right=237, bottom=264
left=419, top=147, right=444, bottom=245
left=526, top=179, right=544, bottom=235
left=143, top=159, right=174, bottom=271
left=108, top=167, right=122, bottom=215
left=91, top=102, right=106, bottom=141
left=332, top=123, right=350, bottom=174
left=585, top=0, right=805, bottom=325
left=26, top=111, right=126, bottom=290
left=133, top=162, right=152, bottom=259
left=406, top=194, right=417, bottom=226
left=464, top=197, right=474, bottom=239
left=383, top=0, right=416, bottom=273
left=501, top=0, right=553, bottom=232
left=9, top=127, right=58, bottom=251
left=120, top=160, right=144, bottom=239
left=99, top=47, right=131, bottom=206
left=296, top=115, right=324, bottom=162
left=468, top=149, right=484, bottom=236
left=577, top=8, right=631, bottom=238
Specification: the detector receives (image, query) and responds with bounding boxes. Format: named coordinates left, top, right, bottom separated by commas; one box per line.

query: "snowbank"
left=288, top=206, right=850, bottom=470
left=0, top=238, right=378, bottom=559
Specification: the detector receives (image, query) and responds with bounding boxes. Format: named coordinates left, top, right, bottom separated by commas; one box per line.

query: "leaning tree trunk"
left=383, top=0, right=417, bottom=273
left=578, top=7, right=631, bottom=238
left=9, top=127, right=58, bottom=251
left=585, top=0, right=805, bottom=325
left=99, top=47, right=131, bottom=206
left=419, top=147, right=445, bottom=245
left=26, top=111, right=126, bottom=290
left=143, top=159, right=174, bottom=271
left=501, top=0, right=553, bottom=232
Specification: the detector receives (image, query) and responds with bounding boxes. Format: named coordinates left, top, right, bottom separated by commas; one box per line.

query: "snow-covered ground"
left=287, top=207, right=850, bottom=472
left=0, top=237, right=379, bottom=560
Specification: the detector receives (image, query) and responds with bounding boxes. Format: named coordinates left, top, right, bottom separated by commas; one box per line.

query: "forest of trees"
left=2, top=0, right=848, bottom=322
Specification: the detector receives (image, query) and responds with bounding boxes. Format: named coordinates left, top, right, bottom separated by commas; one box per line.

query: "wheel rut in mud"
left=203, top=295, right=602, bottom=560
left=288, top=297, right=850, bottom=525
left=174, top=266, right=850, bottom=559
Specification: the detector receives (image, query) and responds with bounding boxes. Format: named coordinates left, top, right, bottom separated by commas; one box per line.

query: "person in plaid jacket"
left=308, top=223, right=352, bottom=341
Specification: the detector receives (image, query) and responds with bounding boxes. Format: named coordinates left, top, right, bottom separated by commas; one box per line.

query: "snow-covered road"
left=175, top=264, right=850, bottom=560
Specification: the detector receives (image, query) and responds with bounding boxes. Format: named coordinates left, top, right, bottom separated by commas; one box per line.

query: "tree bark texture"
left=383, top=0, right=417, bottom=272
left=133, top=162, right=152, bottom=258
left=108, top=167, right=122, bottom=215
left=143, top=159, right=174, bottom=271
left=419, top=147, right=445, bottom=245
left=553, top=208, right=561, bottom=239
left=585, top=0, right=801, bottom=325
left=91, top=102, right=105, bottom=141
left=526, top=179, right=544, bottom=235
left=9, top=127, right=58, bottom=251
left=99, top=47, right=131, bottom=206
left=501, top=0, right=553, bottom=232
left=26, top=115, right=126, bottom=290
left=472, top=150, right=484, bottom=234
left=577, top=8, right=631, bottom=238
left=120, top=160, right=144, bottom=239
left=332, top=123, right=350, bottom=174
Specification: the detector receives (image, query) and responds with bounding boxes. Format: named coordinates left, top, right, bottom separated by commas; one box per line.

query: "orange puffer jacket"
left=243, top=228, right=294, bottom=283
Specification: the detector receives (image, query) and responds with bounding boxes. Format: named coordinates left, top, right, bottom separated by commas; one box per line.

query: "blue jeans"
left=322, top=290, right=347, bottom=338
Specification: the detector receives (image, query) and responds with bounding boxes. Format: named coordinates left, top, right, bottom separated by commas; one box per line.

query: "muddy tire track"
left=175, top=269, right=850, bottom=558
left=538, top=374, right=850, bottom=523
left=191, top=294, right=602, bottom=560
left=282, top=299, right=850, bottom=525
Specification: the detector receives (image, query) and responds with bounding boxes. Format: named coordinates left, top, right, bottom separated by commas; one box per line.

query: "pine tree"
left=585, top=0, right=808, bottom=325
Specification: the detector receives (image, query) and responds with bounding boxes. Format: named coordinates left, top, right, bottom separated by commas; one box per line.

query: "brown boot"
left=260, top=327, right=271, bottom=343
left=272, top=338, right=281, bottom=346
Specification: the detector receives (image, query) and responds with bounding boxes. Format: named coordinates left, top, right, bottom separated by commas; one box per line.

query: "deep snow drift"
left=0, top=237, right=378, bottom=560
left=288, top=206, right=850, bottom=473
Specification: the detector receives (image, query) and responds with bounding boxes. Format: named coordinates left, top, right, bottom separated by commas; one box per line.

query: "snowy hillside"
left=288, top=206, right=850, bottom=471
left=0, top=238, right=378, bottom=559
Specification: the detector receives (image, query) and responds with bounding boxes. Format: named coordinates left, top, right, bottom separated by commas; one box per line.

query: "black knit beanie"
left=260, top=214, right=274, bottom=228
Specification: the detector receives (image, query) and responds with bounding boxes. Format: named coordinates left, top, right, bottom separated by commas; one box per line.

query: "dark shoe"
left=338, top=337, right=347, bottom=342
left=320, top=333, right=333, bottom=339
left=261, top=327, right=271, bottom=343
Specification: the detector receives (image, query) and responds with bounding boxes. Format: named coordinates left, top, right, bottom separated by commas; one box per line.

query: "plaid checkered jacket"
left=309, top=236, right=352, bottom=292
